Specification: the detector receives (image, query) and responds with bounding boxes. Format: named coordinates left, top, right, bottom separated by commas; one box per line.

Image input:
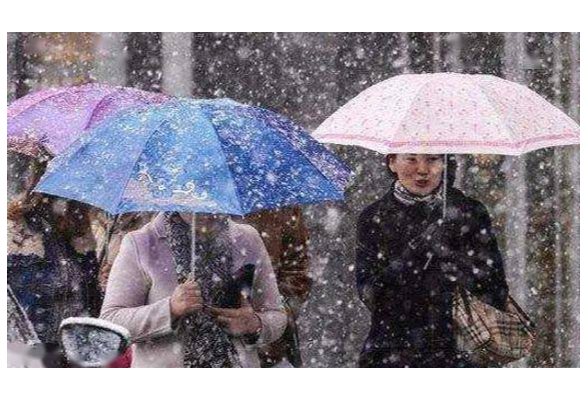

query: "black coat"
left=8, top=213, right=100, bottom=345
left=356, top=186, right=508, bottom=367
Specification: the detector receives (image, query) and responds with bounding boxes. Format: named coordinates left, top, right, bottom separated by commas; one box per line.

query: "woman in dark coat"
left=7, top=152, right=101, bottom=351
left=356, top=154, right=509, bottom=368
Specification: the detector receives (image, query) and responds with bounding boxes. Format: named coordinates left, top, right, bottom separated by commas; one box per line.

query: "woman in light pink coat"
left=100, top=212, right=287, bottom=368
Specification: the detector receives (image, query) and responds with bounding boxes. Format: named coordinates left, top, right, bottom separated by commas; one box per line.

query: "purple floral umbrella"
left=7, top=83, right=171, bottom=157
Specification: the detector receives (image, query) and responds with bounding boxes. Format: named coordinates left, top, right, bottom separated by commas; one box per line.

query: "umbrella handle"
left=423, top=155, right=448, bottom=271
left=190, top=213, right=196, bottom=275
left=442, top=154, right=448, bottom=220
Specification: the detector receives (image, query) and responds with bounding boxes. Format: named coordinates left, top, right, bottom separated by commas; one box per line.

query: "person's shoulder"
left=228, top=220, right=268, bottom=259
left=358, top=190, right=396, bottom=224
left=358, top=202, right=379, bottom=226
left=229, top=220, right=263, bottom=243
left=116, top=216, right=166, bottom=269
left=120, top=216, right=160, bottom=247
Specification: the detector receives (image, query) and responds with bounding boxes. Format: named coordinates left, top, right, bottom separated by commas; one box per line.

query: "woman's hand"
left=209, top=297, right=262, bottom=337
left=170, top=278, right=203, bottom=321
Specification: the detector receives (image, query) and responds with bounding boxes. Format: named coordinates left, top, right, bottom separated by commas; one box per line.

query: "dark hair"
left=7, top=151, right=93, bottom=241
left=7, top=152, right=50, bottom=221
left=385, top=154, right=458, bottom=188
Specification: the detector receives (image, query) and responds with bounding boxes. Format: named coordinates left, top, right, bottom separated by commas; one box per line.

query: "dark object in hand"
left=224, top=264, right=256, bottom=308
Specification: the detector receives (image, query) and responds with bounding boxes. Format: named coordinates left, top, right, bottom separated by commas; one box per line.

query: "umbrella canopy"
left=8, top=83, right=170, bottom=157
left=35, top=98, right=351, bottom=216
left=313, top=72, right=580, bottom=155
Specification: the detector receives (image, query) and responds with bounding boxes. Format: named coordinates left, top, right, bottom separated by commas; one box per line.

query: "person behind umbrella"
left=245, top=207, right=312, bottom=367
left=7, top=151, right=101, bottom=364
left=100, top=212, right=287, bottom=368
left=355, top=153, right=509, bottom=368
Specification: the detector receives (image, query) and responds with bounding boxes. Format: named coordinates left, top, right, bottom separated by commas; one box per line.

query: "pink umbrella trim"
left=315, top=132, right=579, bottom=149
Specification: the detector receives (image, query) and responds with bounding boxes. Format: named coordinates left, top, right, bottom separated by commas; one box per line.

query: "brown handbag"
left=453, top=288, right=537, bottom=366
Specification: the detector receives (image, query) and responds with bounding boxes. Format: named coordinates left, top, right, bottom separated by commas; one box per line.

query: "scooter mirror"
left=59, top=317, right=130, bottom=368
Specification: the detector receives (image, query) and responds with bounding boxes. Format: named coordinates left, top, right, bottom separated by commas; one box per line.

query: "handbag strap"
left=456, top=286, right=476, bottom=324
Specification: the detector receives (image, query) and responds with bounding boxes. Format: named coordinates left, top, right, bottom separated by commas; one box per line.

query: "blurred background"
left=6, top=32, right=580, bottom=367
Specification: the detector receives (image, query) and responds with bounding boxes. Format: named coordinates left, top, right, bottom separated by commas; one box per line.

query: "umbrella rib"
left=196, top=109, right=246, bottom=216
left=8, top=84, right=104, bottom=156
left=471, top=81, right=523, bottom=151
left=8, top=83, right=105, bottom=120
left=110, top=118, right=171, bottom=215
left=252, top=106, right=350, bottom=192
left=8, top=88, right=73, bottom=156
left=81, top=86, right=123, bottom=130
left=393, top=78, right=436, bottom=146
left=8, top=87, right=69, bottom=120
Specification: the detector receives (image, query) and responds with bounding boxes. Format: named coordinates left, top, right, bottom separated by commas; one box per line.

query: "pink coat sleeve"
left=100, top=234, right=174, bottom=342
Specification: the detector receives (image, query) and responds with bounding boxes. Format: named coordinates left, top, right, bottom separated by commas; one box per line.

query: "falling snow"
left=6, top=33, right=580, bottom=368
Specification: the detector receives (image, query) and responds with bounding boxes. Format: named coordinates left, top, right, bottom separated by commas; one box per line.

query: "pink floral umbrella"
left=8, top=83, right=171, bottom=158
left=313, top=73, right=579, bottom=156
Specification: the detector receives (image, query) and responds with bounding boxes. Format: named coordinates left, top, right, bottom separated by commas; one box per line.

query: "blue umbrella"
left=35, top=98, right=351, bottom=216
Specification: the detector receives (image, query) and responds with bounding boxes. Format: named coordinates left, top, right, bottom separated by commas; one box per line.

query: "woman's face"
left=389, top=154, right=444, bottom=196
